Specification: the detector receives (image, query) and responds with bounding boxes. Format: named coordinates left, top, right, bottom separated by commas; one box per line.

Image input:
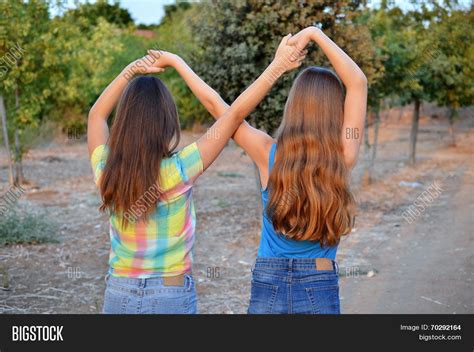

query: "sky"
left=120, top=0, right=176, bottom=25
left=50, top=0, right=471, bottom=26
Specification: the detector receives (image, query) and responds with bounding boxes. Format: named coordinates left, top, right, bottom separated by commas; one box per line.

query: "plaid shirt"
left=91, top=142, right=203, bottom=278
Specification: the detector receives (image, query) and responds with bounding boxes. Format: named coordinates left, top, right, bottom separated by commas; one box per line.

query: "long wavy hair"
left=99, top=76, right=180, bottom=225
left=266, top=66, right=355, bottom=246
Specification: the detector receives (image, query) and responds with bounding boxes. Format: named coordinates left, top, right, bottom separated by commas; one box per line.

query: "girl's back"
left=258, top=143, right=338, bottom=260
left=91, top=142, right=203, bottom=278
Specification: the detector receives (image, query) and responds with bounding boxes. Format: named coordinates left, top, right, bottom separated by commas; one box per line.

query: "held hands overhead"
left=271, top=33, right=308, bottom=72
left=124, top=50, right=179, bottom=76
left=125, top=55, right=166, bottom=75
left=286, top=26, right=320, bottom=52
left=89, top=24, right=366, bottom=167
left=128, top=30, right=312, bottom=77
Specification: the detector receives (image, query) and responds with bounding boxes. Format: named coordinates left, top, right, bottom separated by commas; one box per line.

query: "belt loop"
left=334, top=260, right=339, bottom=273
left=289, top=258, right=294, bottom=271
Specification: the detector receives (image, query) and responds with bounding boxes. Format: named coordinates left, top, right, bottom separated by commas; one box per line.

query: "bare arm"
left=195, top=38, right=292, bottom=171
left=289, top=27, right=368, bottom=169
left=172, top=55, right=276, bottom=169
left=148, top=45, right=305, bottom=171
left=149, top=35, right=302, bottom=171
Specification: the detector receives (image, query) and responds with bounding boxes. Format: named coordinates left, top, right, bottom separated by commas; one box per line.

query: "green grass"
left=217, top=199, right=230, bottom=208
left=217, top=172, right=244, bottom=178
left=0, top=210, right=58, bottom=246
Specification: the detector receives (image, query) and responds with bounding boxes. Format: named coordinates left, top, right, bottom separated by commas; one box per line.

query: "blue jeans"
left=248, top=258, right=340, bottom=314
left=103, top=274, right=197, bottom=314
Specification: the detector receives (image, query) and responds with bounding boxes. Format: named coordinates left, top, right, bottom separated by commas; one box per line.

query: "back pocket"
left=248, top=281, right=279, bottom=314
left=305, top=285, right=340, bottom=314
left=150, top=276, right=196, bottom=314
left=151, top=293, right=194, bottom=314
left=103, top=287, right=131, bottom=314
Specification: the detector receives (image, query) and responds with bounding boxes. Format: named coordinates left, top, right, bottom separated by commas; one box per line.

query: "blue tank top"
left=257, top=144, right=338, bottom=259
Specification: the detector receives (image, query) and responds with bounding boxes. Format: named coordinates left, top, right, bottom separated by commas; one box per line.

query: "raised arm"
left=87, top=55, right=164, bottom=156
left=148, top=35, right=302, bottom=171
left=148, top=45, right=305, bottom=171
left=288, top=27, right=368, bottom=169
left=147, top=51, right=227, bottom=119
left=195, top=35, right=304, bottom=170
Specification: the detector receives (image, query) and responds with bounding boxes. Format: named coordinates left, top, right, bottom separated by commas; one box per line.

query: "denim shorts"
left=103, top=273, right=197, bottom=314
left=248, top=258, right=340, bottom=314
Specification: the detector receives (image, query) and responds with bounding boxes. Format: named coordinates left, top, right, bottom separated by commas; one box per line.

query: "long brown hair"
left=99, top=76, right=180, bottom=224
left=267, top=66, right=355, bottom=246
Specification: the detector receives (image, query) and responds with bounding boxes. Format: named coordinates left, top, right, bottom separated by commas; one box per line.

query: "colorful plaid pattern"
left=90, top=142, right=203, bottom=278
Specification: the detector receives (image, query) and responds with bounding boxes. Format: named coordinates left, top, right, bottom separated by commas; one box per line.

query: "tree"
left=0, top=0, right=123, bottom=185
left=65, top=0, right=134, bottom=28
left=0, top=96, right=14, bottom=185
left=0, top=0, right=51, bottom=184
left=43, top=13, right=124, bottom=132
left=360, top=1, right=468, bottom=167
left=359, top=4, right=395, bottom=184
left=393, top=1, right=473, bottom=163
left=191, top=0, right=380, bottom=133
left=378, top=3, right=435, bottom=165
left=424, top=5, right=474, bottom=146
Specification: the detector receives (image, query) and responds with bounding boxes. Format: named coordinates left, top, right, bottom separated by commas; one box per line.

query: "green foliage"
left=0, top=0, right=124, bottom=157
left=44, top=16, right=124, bottom=122
left=366, top=5, right=432, bottom=107
left=363, top=6, right=398, bottom=110
left=65, top=0, right=134, bottom=28
left=0, top=0, right=472, bottom=162
left=191, top=0, right=380, bottom=133
left=217, top=172, right=244, bottom=178
left=105, top=31, right=149, bottom=80
left=0, top=210, right=58, bottom=246
left=161, top=2, right=191, bottom=25
left=153, top=3, right=211, bottom=128
left=0, top=0, right=51, bottom=128
left=424, top=6, right=474, bottom=114
left=363, top=1, right=473, bottom=117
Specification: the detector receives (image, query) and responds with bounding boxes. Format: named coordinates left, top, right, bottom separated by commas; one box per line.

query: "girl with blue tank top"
left=198, top=27, right=367, bottom=314
left=259, top=142, right=338, bottom=260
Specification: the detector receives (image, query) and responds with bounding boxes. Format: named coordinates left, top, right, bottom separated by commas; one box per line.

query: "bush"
left=0, top=211, right=58, bottom=246
left=191, top=0, right=378, bottom=133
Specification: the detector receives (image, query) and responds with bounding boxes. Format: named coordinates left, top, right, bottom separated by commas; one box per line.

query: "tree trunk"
left=14, top=129, right=23, bottom=185
left=397, top=105, right=404, bottom=122
left=409, top=99, right=421, bottom=165
left=0, top=96, right=14, bottom=185
left=368, top=109, right=380, bottom=183
left=448, top=107, right=456, bottom=147
left=13, top=87, right=24, bottom=185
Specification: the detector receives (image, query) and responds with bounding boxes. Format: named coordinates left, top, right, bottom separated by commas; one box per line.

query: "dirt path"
left=0, top=109, right=472, bottom=314
left=340, top=140, right=474, bottom=313
left=0, top=134, right=262, bottom=314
